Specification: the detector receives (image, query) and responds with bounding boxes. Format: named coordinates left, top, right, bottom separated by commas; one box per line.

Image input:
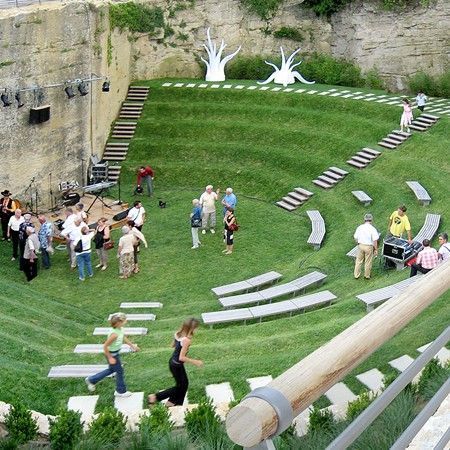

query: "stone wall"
left=0, top=0, right=448, bottom=206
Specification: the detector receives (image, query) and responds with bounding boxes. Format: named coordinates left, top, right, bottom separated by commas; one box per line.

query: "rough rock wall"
left=0, top=2, right=131, bottom=208
left=331, top=0, right=450, bottom=90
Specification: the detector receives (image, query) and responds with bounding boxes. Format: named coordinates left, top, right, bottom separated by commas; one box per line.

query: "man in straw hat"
left=1, top=190, right=16, bottom=241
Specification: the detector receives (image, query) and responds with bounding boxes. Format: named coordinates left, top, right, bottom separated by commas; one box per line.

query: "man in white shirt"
left=199, top=185, right=219, bottom=235
left=127, top=201, right=146, bottom=231
left=438, top=233, right=450, bottom=262
left=61, top=217, right=87, bottom=268
left=354, top=213, right=379, bottom=280
left=23, top=227, right=40, bottom=282
left=7, top=208, right=24, bottom=261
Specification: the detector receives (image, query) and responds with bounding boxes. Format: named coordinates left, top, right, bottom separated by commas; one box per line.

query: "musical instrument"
left=82, top=181, right=116, bottom=193
left=62, top=192, right=81, bottom=206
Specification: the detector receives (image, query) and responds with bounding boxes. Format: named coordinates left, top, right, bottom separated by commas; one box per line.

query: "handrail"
left=327, top=326, right=450, bottom=449
left=226, top=260, right=450, bottom=448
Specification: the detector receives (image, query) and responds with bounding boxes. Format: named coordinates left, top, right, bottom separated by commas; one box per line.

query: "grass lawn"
left=0, top=79, right=449, bottom=415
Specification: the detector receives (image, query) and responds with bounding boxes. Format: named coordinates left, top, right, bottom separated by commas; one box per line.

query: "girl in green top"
left=85, top=313, right=139, bottom=397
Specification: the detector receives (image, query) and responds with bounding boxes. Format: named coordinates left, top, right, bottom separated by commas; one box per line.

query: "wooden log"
left=226, top=260, right=450, bottom=447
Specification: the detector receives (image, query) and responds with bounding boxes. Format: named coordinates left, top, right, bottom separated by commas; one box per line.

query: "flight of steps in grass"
left=377, top=129, right=411, bottom=150
left=409, top=113, right=440, bottom=132
left=347, top=147, right=382, bottom=169
left=313, top=166, right=349, bottom=189
left=63, top=344, right=450, bottom=436
left=102, top=86, right=149, bottom=182
left=276, top=187, right=314, bottom=212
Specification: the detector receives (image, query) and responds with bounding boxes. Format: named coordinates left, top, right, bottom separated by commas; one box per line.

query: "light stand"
left=117, top=177, right=122, bottom=205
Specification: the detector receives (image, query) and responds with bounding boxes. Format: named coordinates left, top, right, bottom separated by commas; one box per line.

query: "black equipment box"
left=383, top=237, right=422, bottom=262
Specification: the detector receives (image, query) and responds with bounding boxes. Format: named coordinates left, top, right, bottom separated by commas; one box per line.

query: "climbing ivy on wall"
left=109, top=3, right=164, bottom=33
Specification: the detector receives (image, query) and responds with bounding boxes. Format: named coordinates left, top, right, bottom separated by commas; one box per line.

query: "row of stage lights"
left=1, top=78, right=110, bottom=108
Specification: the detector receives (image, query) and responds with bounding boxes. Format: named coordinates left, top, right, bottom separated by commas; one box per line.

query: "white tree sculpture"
left=201, top=28, right=241, bottom=82
left=258, top=47, right=315, bottom=87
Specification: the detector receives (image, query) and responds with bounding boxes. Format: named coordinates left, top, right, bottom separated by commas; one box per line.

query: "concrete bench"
left=211, top=271, right=282, bottom=297
left=203, top=290, right=336, bottom=326
left=219, top=271, right=326, bottom=308
left=352, top=191, right=373, bottom=206
left=48, top=365, right=109, bottom=378
left=306, top=210, right=326, bottom=250
left=93, top=327, right=148, bottom=335
left=414, top=213, right=441, bottom=244
left=120, top=302, right=163, bottom=308
left=356, top=276, right=419, bottom=312
left=346, top=246, right=358, bottom=258
left=107, top=314, right=155, bottom=321
left=406, top=181, right=432, bottom=206
left=73, top=344, right=132, bottom=354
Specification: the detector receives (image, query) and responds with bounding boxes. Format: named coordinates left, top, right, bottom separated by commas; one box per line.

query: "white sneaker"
left=95, top=263, right=102, bottom=268
left=191, top=246, right=199, bottom=249
left=210, top=229, right=215, bottom=234
left=85, top=377, right=96, bottom=392
left=201, top=230, right=206, bottom=235
left=114, top=391, right=132, bottom=397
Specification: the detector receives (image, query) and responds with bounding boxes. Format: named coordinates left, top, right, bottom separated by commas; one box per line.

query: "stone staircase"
left=100, top=86, right=150, bottom=182
left=378, top=129, right=411, bottom=150
left=313, top=166, right=349, bottom=190
left=276, top=187, right=314, bottom=212
left=409, top=113, right=440, bottom=132
left=346, top=147, right=381, bottom=169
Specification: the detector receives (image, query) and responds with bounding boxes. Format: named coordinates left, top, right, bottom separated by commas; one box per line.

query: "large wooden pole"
left=226, top=260, right=450, bottom=447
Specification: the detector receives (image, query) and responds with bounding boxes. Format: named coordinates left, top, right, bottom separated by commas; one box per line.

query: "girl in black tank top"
left=148, top=318, right=203, bottom=406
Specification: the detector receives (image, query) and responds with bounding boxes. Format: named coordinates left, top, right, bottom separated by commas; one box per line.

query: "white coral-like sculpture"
left=201, top=28, right=241, bottom=82
left=258, top=47, right=315, bottom=87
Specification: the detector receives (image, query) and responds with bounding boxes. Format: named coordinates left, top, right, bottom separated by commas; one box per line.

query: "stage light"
left=15, top=92, right=24, bottom=108
left=1, top=92, right=12, bottom=107
left=65, top=86, right=75, bottom=99
left=102, top=80, right=110, bottom=92
left=78, top=81, right=89, bottom=96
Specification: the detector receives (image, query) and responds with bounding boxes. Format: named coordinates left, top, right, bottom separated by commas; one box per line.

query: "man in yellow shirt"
left=387, top=205, right=413, bottom=242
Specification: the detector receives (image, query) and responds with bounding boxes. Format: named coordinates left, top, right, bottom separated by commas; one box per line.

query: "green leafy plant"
left=177, top=33, right=189, bottom=42
left=4, top=402, right=38, bottom=445
left=49, top=409, right=83, bottom=450
left=365, top=68, right=385, bottom=90
left=138, top=404, right=174, bottom=435
left=303, top=0, right=351, bottom=16
left=0, top=61, right=15, bottom=68
left=240, top=0, right=284, bottom=20
left=225, top=55, right=274, bottom=80
left=417, top=358, right=449, bottom=400
left=346, top=391, right=377, bottom=421
left=273, top=27, right=304, bottom=42
left=110, top=3, right=164, bottom=34
left=307, top=405, right=335, bottom=433
left=184, top=398, right=221, bottom=440
left=107, top=34, right=113, bottom=66
left=87, top=407, right=126, bottom=445
left=408, top=70, right=450, bottom=98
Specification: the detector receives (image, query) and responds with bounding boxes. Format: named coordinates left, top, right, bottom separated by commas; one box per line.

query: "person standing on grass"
left=23, top=227, right=40, bottom=282
left=74, top=227, right=95, bottom=281
left=438, top=233, right=450, bottom=262
left=18, top=213, right=34, bottom=271
left=85, top=313, right=139, bottom=397
left=199, top=185, right=219, bottom=235
left=127, top=201, right=146, bottom=231
left=137, top=165, right=155, bottom=197
left=353, top=213, right=379, bottom=280
left=387, top=205, right=413, bottom=243
left=126, top=220, right=148, bottom=274
left=94, top=217, right=111, bottom=271
left=190, top=199, right=202, bottom=249
left=415, top=91, right=427, bottom=113
left=400, top=98, right=413, bottom=133
left=118, top=225, right=135, bottom=279
left=37, top=214, right=53, bottom=270
left=148, top=318, right=203, bottom=407
left=223, top=207, right=237, bottom=255
left=221, top=187, right=237, bottom=216
left=7, top=209, right=24, bottom=261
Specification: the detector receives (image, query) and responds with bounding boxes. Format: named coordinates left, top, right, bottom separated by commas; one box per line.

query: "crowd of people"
left=353, top=204, right=448, bottom=281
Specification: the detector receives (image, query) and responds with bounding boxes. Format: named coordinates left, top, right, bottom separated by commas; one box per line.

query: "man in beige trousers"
left=354, top=213, right=379, bottom=280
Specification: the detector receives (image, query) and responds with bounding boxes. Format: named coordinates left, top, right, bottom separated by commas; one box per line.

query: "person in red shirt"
left=136, top=166, right=154, bottom=196
left=410, top=239, right=439, bottom=277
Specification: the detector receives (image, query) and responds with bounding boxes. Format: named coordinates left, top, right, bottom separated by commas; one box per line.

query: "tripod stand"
left=86, top=188, right=113, bottom=213
left=24, top=177, right=40, bottom=215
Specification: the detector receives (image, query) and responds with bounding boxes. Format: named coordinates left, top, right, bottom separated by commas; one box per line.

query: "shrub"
left=417, top=358, right=449, bottom=400
left=408, top=70, right=450, bottom=98
left=88, top=407, right=126, bottom=445
left=307, top=405, right=335, bottom=433
left=365, top=68, right=385, bottom=90
left=109, top=3, right=164, bottom=34
left=346, top=391, right=377, bottom=421
left=184, top=399, right=221, bottom=440
left=226, top=55, right=274, bottom=80
left=300, top=53, right=364, bottom=87
left=240, top=0, right=284, bottom=20
left=273, top=27, right=304, bottom=42
left=4, top=403, right=38, bottom=445
left=303, top=0, right=351, bottom=16
left=138, top=404, right=174, bottom=435
left=49, top=409, right=83, bottom=450
left=0, top=439, right=18, bottom=450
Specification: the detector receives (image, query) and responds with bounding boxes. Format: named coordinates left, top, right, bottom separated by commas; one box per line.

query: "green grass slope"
left=0, top=80, right=448, bottom=414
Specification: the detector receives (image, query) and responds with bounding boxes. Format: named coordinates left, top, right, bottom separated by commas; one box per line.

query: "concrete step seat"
left=115, top=121, right=137, bottom=126
left=381, top=137, right=402, bottom=145
left=323, top=170, right=343, bottom=181
left=104, top=155, right=127, bottom=161
left=387, top=133, right=407, bottom=141
left=282, top=196, right=302, bottom=207
left=106, top=142, right=129, bottom=147
left=352, top=190, right=373, bottom=206
left=108, top=313, right=155, bottom=321
left=287, top=191, right=308, bottom=202
left=328, top=166, right=349, bottom=177
left=409, top=123, right=428, bottom=131
left=361, top=147, right=382, bottom=156
left=93, top=327, right=148, bottom=335
left=294, top=187, right=314, bottom=197
left=356, top=151, right=377, bottom=160
left=317, top=174, right=338, bottom=185
left=421, top=113, right=439, bottom=121
left=276, top=201, right=297, bottom=212
left=120, top=302, right=163, bottom=308
left=347, top=159, right=367, bottom=169
left=378, top=141, right=397, bottom=149
left=351, top=155, right=371, bottom=164
left=313, top=179, right=333, bottom=189
left=415, top=116, right=435, bottom=124
left=48, top=365, right=109, bottom=378
left=392, top=130, right=412, bottom=138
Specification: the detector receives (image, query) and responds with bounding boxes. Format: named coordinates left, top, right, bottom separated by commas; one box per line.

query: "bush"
left=184, top=399, right=221, bottom=440
left=303, top=0, right=351, bottom=16
left=307, top=405, right=335, bottom=433
left=0, top=439, right=18, bottom=450
left=408, top=70, right=450, bottom=97
left=240, top=0, right=284, bottom=20
left=301, top=53, right=364, bottom=87
left=346, top=391, right=377, bottom=421
left=225, top=55, right=274, bottom=80
left=88, top=407, right=126, bottom=445
left=4, top=403, right=38, bottom=445
left=365, top=68, right=385, bottom=90
left=273, top=27, right=304, bottom=42
left=138, top=404, right=174, bottom=435
left=49, top=409, right=83, bottom=450
left=109, top=3, right=164, bottom=34
left=417, top=358, right=449, bottom=400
